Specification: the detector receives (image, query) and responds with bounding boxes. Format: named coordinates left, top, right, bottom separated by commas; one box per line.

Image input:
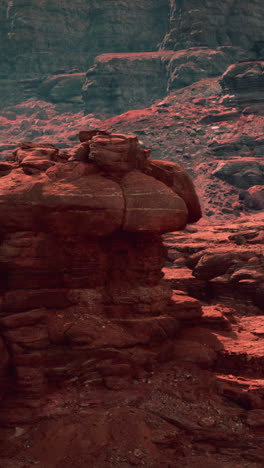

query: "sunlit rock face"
left=0, top=0, right=169, bottom=78
left=0, top=131, right=201, bottom=424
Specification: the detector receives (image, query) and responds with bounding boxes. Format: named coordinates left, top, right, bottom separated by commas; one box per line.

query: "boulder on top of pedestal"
left=0, top=132, right=201, bottom=237
left=121, top=171, right=188, bottom=234
left=144, top=159, right=202, bottom=223
left=0, top=162, right=125, bottom=236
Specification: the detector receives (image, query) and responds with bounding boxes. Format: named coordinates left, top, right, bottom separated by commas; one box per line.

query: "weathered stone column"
left=0, top=131, right=201, bottom=424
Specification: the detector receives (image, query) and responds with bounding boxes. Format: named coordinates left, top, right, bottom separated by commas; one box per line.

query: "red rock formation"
left=0, top=131, right=201, bottom=424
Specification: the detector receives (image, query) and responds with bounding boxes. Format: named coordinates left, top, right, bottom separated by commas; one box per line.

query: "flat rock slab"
left=240, top=317, right=264, bottom=336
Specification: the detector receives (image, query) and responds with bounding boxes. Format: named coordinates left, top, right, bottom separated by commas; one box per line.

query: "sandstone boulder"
left=89, top=133, right=148, bottom=173
left=144, top=159, right=202, bottom=222
left=122, top=171, right=188, bottom=234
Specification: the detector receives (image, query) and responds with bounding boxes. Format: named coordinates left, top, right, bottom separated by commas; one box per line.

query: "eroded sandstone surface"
left=1, top=207, right=264, bottom=466
left=0, top=131, right=201, bottom=427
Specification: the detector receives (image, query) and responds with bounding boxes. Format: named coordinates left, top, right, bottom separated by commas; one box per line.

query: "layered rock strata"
left=220, top=60, right=264, bottom=114
left=82, top=49, right=247, bottom=116
left=161, top=0, right=264, bottom=52
left=82, top=52, right=175, bottom=116
left=0, top=131, right=201, bottom=424
left=0, top=0, right=169, bottom=78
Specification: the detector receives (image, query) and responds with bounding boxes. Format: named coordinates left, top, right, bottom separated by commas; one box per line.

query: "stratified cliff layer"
left=1, top=0, right=264, bottom=80
left=161, top=0, right=264, bottom=53
left=82, top=52, right=174, bottom=116
left=82, top=48, right=247, bottom=116
left=0, top=0, right=169, bottom=78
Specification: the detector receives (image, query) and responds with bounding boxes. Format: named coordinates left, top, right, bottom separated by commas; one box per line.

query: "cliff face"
left=2, top=0, right=264, bottom=81
left=82, top=52, right=175, bottom=116
left=2, top=0, right=264, bottom=113
left=0, top=0, right=169, bottom=78
left=82, top=48, right=247, bottom=116
left=161, top=0, right=264, bottom=54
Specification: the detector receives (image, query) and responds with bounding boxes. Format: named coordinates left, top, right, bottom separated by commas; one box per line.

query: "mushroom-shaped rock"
left=0, top=131, right=202, bottom=424
left=0, top=133, right=201, bottom=236
left=122, top=171, right=188, bottom=233
left=144, top=160, right=202, bottom=223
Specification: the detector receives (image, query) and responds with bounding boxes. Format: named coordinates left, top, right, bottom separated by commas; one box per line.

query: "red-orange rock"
left=145, top=159, right=202, bottom=223
left=0, top=166, right=125, bottom=236
left=122, top=171, right=188, bottom=233
left=0, top=131, right=201, bottom=425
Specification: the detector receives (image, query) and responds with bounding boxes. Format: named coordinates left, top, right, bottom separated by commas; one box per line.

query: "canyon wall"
left=1, top=1, right=264, bottom=113
left=0, top=0, right=169, bottom=78
left=161, top=0, right=264, bottom=54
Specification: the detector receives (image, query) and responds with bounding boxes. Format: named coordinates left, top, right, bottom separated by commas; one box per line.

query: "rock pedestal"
left=0, top=131, right=201, bottom=424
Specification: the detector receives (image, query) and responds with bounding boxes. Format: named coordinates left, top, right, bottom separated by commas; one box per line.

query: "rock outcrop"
left=220, top=60, right=264, bottom=114
left=82, top=52, right=174, bottom=116
left=212, top=159, right=264, bottom=189
left=82, top=48, right=247, bottom=117
left=0, top=131, right=201, bottom=424
left=165, top=47, right=247, bottom=92
left=37, top=73, right=86, bottom=105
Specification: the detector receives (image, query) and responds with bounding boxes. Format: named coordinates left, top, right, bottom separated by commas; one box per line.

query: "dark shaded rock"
left=37, top=73, right=86, bottom=104
left=82, top=52, right=174, bottom=117
left=165, top=47, right=247, bottom=92
left=212, top=160, right=264, bottom=189
left=220, top=61, right=264, bottom=112
left=0, top=0, right=169, bottom=79
left=161, top=1, right=264, bottom=52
